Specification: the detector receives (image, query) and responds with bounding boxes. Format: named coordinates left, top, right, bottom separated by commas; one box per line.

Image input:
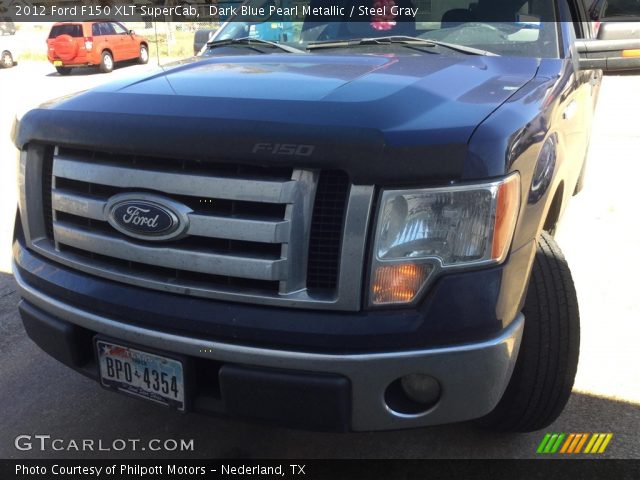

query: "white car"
left=0, top=34, right=21, bottom=68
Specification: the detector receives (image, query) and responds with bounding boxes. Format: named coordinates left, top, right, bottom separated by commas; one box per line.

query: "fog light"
left=384, top=374, right=441, bottom=415
left=400, top=374, right=441, bottom=405
left=372, top=263, right=433, bottom=305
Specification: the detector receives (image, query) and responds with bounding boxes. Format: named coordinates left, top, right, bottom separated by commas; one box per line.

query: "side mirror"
left=576, top=38, right=640, bottom=72
left=129, top=30, right=135, bottom=35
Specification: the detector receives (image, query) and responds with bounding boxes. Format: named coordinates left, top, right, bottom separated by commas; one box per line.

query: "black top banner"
left=1, top=0, right=566, bottom=23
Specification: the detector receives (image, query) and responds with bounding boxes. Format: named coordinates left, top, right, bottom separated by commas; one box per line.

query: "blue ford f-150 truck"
left=11, top=0, right=638, bottom=432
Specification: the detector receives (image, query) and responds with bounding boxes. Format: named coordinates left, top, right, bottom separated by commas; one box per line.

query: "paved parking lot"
left=0, top=61, right=638, bottom=459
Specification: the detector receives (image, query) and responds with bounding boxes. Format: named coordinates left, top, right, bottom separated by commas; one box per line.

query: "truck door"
left=560, top=0, right=600, bottom=188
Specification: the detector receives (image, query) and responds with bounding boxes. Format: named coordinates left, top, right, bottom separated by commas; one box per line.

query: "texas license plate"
left=96, top=340, right=185, bottom=411
left=53, top=60, right=63, bottom=66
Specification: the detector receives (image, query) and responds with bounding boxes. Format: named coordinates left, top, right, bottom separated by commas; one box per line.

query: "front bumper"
left=14, top=262, right=523, bottom=431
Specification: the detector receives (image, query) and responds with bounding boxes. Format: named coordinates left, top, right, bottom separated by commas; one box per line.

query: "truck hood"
left=15, top=53, right=540, bottom=183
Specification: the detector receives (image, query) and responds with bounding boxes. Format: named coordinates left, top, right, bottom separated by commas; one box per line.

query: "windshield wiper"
left=207, top=37, right=305, bottom=54
left=308, top=36, right=498, bottom=56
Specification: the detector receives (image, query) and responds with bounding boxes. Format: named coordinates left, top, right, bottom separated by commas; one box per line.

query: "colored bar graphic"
left=544, top=434, right=559, bottom=453
left=537, top=433, right=552, bottom=454
left=537, top=433, right=613, bottom=454
left=598, top=434, right=613, bottom=453
left=560, top=434, right=575, bottom=453
left=537, top=433, right=565, bottom=454
left=550, top=433, right=566, bottom=453
left=584, top=433, right=614, bottom=454
left=584, top=434, right=599, bottom=453
left=574, top=433, right=589, bottom=453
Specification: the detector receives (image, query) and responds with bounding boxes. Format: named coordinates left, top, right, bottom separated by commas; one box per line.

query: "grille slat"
left=189, top=214, right=290, bottom=243
left=55, top=243, right=281, bottom=294
left=52, top=188, right=291, bottom=244
left=53, top=221, right=287, bottom=281
left=52, top=188, right=105, bottom=221
left=53, top=156, right=299, bottom=204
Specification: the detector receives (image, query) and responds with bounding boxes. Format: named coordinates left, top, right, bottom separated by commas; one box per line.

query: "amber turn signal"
left=491, top=174, right=521, bottom=261
left=372, top=263, right=433, bottom=305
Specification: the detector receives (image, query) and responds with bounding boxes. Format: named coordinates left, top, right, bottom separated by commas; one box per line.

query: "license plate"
left=96, top=340, right=185, bottom=411
left=53, top=60, right=63, bottom=66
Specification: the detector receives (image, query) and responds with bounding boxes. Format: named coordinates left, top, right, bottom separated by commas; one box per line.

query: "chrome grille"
left=19, top=144, right=374, bottom=310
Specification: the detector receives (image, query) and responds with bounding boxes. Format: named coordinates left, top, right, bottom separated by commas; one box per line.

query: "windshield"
left=207, top=0, right=559, bottom=58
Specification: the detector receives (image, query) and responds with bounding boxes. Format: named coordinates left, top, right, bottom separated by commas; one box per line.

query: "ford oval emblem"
left=106, top=194, right=191, bottom=241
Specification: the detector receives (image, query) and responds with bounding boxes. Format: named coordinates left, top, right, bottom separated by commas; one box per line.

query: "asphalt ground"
left=0, top=61, right=638, bottom=459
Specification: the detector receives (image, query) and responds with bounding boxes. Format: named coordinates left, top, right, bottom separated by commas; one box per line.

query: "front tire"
left=138, top=45, right=149, bottom=64
left=480, top=232, right=580, bottom=432
left=1, top=50, right=13, bottom=68
left=99, top=51, right=114, bottom=73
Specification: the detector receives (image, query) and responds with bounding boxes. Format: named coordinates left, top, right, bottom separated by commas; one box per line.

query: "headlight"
left=370, top=174, right=520, bottom=306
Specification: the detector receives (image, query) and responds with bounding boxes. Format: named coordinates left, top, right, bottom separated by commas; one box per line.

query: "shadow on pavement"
left=45, top=60, right=142, bottom=77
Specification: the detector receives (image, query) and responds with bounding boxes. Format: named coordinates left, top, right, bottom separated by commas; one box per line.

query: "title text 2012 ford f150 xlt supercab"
left=11, top=0, right=637, bottom=432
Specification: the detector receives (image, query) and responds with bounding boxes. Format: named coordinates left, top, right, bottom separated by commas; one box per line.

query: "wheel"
left=138, top=44, right=149, bottom=64
left=1, top=50, right=13, bottom=68
left=55, top=66, right=72, bottom=76
left=99, top=51, right=114, bottom=73
left=479, top=232, right=580, bottom=432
